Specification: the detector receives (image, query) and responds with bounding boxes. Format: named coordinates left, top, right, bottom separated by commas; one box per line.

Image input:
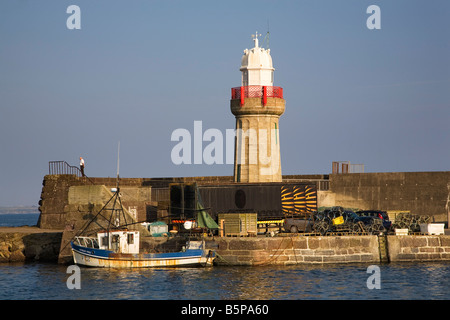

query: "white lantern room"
left=240, top=32, right=275, bottom=87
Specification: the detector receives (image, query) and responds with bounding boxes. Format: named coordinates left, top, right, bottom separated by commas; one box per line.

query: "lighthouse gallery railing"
left=231, top=86, right=283, bottom=106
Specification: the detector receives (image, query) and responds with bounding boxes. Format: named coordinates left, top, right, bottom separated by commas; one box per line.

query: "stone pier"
left=214, top=236, right=380, bottom=266
left=0, top=227, right=62, bottom=263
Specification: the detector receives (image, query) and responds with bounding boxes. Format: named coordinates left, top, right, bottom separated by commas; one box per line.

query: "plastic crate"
left=419, top=224, right=444, bottom=235
left=395, top=228, right=409, bottom=236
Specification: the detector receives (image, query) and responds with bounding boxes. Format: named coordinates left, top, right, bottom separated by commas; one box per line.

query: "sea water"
left=0, top=261, right=449, bottom=300
left=0, top=213, right=39, bottom=227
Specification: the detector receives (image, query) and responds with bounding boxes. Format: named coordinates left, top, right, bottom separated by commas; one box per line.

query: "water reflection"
left=422, top=263, right=448, bottom=299
left=211, top=264, right=371, bottom=299
left=0, top=261, right=449, bottom=300
left=381, top=263, right=449, bottom=299
left=216, top=266, right=289, bottom=299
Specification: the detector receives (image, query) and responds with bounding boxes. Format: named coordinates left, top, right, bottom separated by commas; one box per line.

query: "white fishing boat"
left=71, top=230, right=215, bottom=268
left=70, top=143, right=217, bottom=268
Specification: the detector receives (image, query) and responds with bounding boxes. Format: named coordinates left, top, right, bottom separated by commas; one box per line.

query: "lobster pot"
left=218, top=213, right=257, bottom=237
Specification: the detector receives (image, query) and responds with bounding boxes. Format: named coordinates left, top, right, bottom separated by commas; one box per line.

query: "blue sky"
left=0, top=0, right=449, bottom=206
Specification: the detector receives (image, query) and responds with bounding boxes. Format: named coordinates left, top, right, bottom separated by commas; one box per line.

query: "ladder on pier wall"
left=378, top=235, right=389, bottom=263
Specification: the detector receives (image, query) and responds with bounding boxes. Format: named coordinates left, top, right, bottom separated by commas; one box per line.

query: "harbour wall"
left=2, top=230, right=450, bottom=265
left=28, top=171, right=450, bottom=265
left=327, top=171, right=450, bottom=223
left=214, top=236, right=380, bottom=266
left=387, top=235, right=450, bottom=262
left=38, top=174, right=236, bottom=230
left=38, top=175, right=154, bottom=230
left=38, top=171, right=450, bottom=230
left=211, top=235, right=450, bottom=266
left=0, top=228, right=62, bottom=263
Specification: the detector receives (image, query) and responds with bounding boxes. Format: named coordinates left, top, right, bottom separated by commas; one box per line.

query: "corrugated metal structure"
left=169, top=182, right=318, bottom=222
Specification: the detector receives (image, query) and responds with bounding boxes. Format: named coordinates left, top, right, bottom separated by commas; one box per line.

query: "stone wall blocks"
left=349, top=238, right=362, bottom=247
left=419, top=247, right=436, bottom=253
left=303, top=256, right=323, bottom=263
left=266, top=238, right=285, bottom=250
left=440, top=237, right=450, bottom=247
left=216, top=239, right=229, bottom=250
left=360, top=254, right=376, bottom=262
left=335, top=237, right=350, bottom=248
left=229, top=239, right=266, bottom=251
left=346, top=254, right=364, bottom=263
left=411, top=237, right=428, bottom=247
left=298, top=249, right=314, bottom=256
left=426, top=237, right=440, bottom=247
left=313, top=249, right=332, bottom=256
left=292, top=238, right=308, bottom=250
left=441, top=253, right=450, bottom=259
left=360, top=237, right=374, bottom=248
left=307, top=238, right=319, bottom=249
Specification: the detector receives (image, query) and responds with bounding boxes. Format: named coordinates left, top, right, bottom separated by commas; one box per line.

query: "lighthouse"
left=231, top=32, right=285, bottom=183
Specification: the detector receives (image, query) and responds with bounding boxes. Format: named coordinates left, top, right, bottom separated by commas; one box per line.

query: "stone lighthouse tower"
left=231, top=32, right=285, bottom=183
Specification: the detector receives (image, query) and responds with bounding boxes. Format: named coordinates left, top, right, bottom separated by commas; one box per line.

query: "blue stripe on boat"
left=141, top=249, right=205, bottom=260
left=71, top=242, right=207, bottom=261
left=71, top=242, right=112, bottom=259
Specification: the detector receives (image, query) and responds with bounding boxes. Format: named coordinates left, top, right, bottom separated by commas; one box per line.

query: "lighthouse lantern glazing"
left=240, top=32, right=274, bottom=87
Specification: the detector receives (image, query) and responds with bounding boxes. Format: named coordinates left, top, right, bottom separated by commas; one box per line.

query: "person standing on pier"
left=79, top=157, right=85, bottom=177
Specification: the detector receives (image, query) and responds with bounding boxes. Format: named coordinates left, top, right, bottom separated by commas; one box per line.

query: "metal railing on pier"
left=49, top=161, right=83, bottom=177
left=48, top=161, right=94, bottom=184
left=281, top=179, right=330, bottom=191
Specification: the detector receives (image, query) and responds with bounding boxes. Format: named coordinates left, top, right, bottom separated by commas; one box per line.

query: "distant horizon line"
left=0, top=206, right=39, bottom=215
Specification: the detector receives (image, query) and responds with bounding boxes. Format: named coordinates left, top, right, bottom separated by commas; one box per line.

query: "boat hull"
left=71, top=242, right=215, bottom=268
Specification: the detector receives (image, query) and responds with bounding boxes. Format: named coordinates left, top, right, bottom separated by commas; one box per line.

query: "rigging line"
left=169, top=206, right=212, bottom=211
left=60, top=189, right=123, bottom=252
left=118, top=193, right=129, bottom=226
left=73, top=218, right=153, bottom=238
left=253, top=237, right=290, bottom=266
left=108, top=193, right=119, bottom=229
left=76, top=191, right=117, bottom=236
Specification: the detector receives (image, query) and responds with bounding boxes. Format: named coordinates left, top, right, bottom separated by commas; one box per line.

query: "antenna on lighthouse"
left=262, top=20, right=270, bottom=50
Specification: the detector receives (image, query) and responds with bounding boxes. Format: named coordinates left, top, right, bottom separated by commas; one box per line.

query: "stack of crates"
left=218, top=213, right=257, bottom=237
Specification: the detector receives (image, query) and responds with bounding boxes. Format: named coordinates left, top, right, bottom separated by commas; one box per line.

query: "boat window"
left=127, top=233, right=134, bottom=244
left=86, top=238, right=97, bottom=248
left=101, top=236, right=109, bottom=247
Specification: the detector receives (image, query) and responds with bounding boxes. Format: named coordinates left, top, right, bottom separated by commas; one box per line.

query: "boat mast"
left=116, top=141, right=120, bottom=189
